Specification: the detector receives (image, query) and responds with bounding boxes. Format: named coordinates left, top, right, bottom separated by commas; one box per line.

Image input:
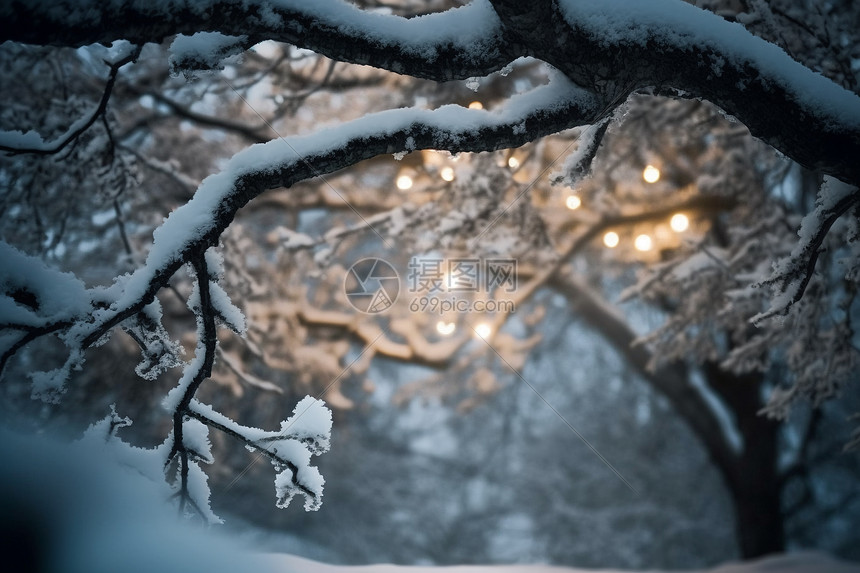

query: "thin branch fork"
left=185, top=407, right=317, bottom=501
left=164, top=253, right=218, bottom=511
left=126, top=87, right=270, bottom=143
left=0, top=320, right=72, bottom=375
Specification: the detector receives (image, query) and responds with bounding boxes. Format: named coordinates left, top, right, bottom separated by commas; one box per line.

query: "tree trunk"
left=733, top=485, right=785, bottom=556
left=704, top=364, right=786, bottom=557
left=554, top=275, right=789, bottom=558
left=730, top=421, right=785, bottom=557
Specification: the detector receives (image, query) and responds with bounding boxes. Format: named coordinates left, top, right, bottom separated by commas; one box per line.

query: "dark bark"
left=731, top=421, right=785, bottom=557
left=703, top=363, right=785, bottom=556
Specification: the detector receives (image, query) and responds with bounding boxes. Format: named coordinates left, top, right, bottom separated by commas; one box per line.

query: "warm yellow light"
left=440, top=166, right=455, bottom=182
left=670, top=213, right=689, bottom=232
left=634, top=234, right=653, bottom=252
left=507, top=156, right=520, bottom=169
left=396, top=174, right=413, bottom=190
left=603, top=231, right=619, bottom=248
left=474, top=323, right=492, bottom=339
left=565, top=195, right=582, bottom=210
left=436, top=320, right=456, bottom=336
left=643, top=164, right=661, bottom=183
left=468, top=101, right=484, bottom=110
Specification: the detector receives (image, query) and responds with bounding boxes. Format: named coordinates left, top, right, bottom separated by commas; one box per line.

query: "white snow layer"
left=557, top=0, right=860, bottom=129
left=265, top=554, right=860, bottom=573
left=4, top=0, right=502, bottom=65
left=169, top=32, right=248, bottom=71
left=0, top=241, right=91, bottom=327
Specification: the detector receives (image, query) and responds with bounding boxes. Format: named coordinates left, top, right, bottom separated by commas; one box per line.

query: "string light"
left=440, top=166, right=455, bottom=182
left=396, top=174, right=413, bottom=190
left=670, top=213, right=689, bottom=232
left=474, top=323, right=492, bottom=339
left=603, top=231, right=619, bottom=248
left=642, top=164, right=660, bottom=183
left=507, top=156, right=520, bottom=169
left=634, top=234, right=653, bottom=251
left=436, top=320, right=456, bottom=335
left=468, top=101, right=484, bottom=110
left=565, top=195, right=582, bottom=210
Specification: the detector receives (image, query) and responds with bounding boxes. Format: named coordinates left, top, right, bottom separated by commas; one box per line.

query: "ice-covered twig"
left=187, top=397, right=331, bottom=511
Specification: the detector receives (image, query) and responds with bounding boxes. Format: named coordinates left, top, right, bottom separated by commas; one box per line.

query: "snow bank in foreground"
left=0, top=429, right=857, bottom=573
left=262, top=553, right=860, bottom=573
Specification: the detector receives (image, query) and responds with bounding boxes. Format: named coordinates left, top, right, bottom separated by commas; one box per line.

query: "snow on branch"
left=63, top=77, right=599, bottom=353
left=187, top=397, right=331, bottom=511
left=492, top=0, right=860, bottom=185
left=754, top=177, right=860, bottom=321
left=0, top=0, right=511, bottom=81
left=0, top=73, right=592, bottom=520
left=4, top=0, right=860, bottom=183
left=550, top=119, right=610, bottom=187
left=0, top=237, right=332, bottom=521
left=169, top=32, right=248, bottom=75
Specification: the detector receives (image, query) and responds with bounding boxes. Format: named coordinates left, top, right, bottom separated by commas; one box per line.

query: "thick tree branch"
left=75, top=80, right=600, bottom=349
left=4, top=0, right=859, bottom=183
left=491, top=0, right=860, bottom=185
left=0, top=0, right=513, bottom=81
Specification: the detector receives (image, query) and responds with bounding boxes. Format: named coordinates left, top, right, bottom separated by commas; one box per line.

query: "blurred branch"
left=129, top=88, right=270, bottom=143
left=546, top=270, right=741, bottom=489
left=0, top=46, right=141, bottom=156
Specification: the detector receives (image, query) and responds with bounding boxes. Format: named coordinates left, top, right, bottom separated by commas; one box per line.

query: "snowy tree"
left=1, top=0, right=859, bottom=565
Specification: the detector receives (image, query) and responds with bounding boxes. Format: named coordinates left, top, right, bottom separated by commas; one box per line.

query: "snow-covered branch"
left=187, top=397, right=331, bottom=511
left=66, top=79, right=598, bottom=351
left=0, top=240, right=331, bottom=522
left=3, top=79, right=590, bottom=518
left=0, top=0, right=512, bottom=81
left=4, top=0, right=859, bottom=185
left=492, top=0, right=860, bottom=185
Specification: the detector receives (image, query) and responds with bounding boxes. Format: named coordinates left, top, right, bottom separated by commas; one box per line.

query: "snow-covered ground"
left=262, top=553, right=860, bottom=573
left=1, top=428, right=858, bottom=573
